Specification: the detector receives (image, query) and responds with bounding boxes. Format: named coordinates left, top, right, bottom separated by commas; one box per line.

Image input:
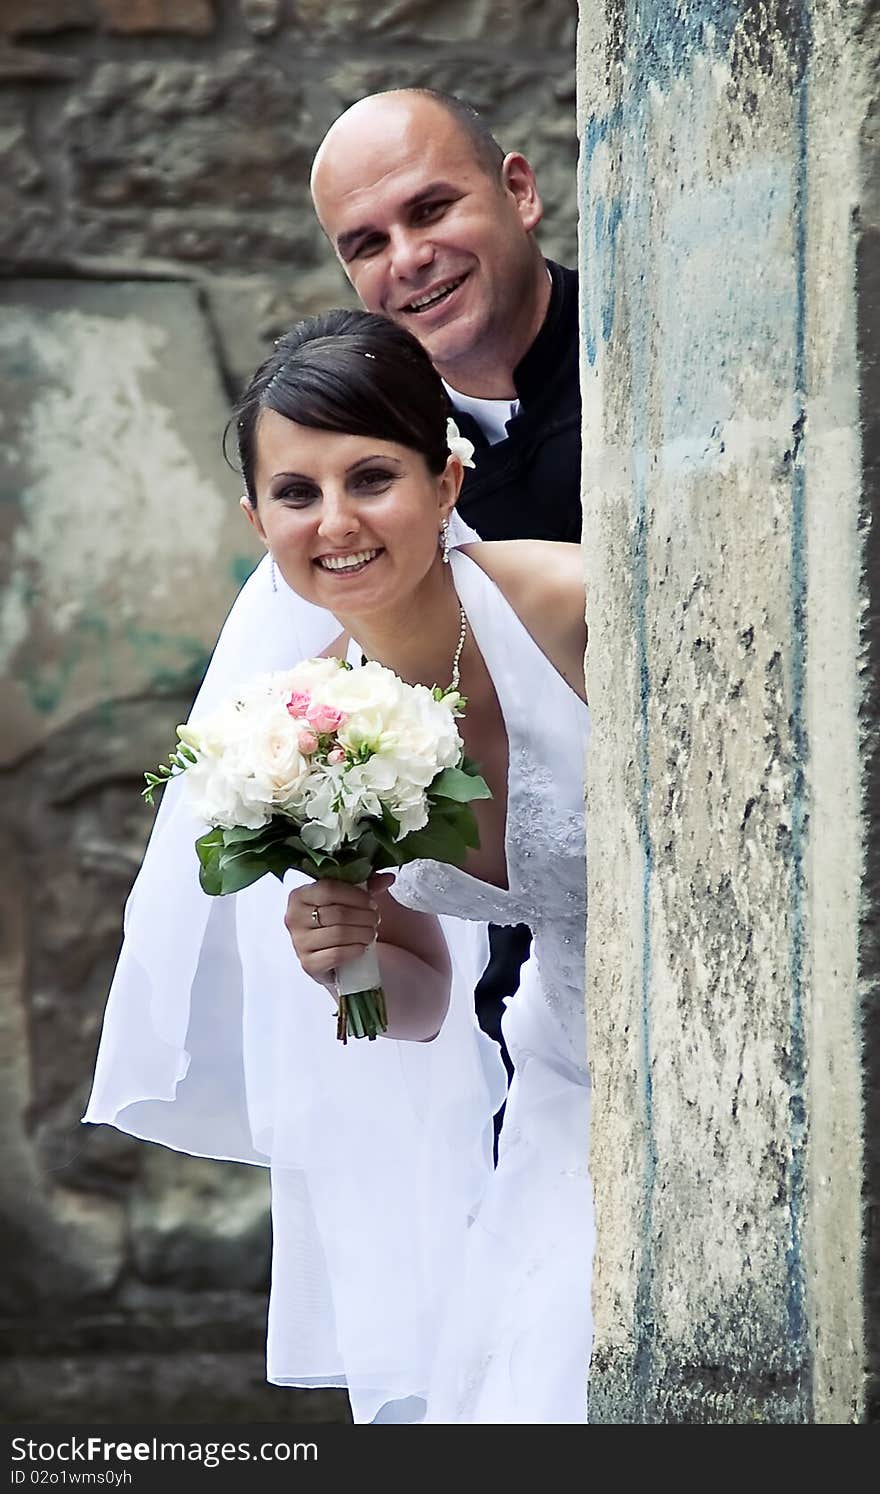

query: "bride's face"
left=243, top=410, right=461, bottom=615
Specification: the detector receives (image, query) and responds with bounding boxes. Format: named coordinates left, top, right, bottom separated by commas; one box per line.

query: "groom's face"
left=311, top=97, right=542, bottom=382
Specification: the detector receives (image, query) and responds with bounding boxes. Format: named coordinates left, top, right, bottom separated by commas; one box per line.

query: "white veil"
left=83, top=513, right=508, bottom=1424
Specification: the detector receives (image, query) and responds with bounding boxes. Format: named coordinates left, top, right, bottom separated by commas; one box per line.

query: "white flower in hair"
left=446, top=417, right=476, bottom=469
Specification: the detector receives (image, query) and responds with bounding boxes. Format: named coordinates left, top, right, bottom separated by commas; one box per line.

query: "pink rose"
left=327, top=747, right=346, bottom=766
left=286, top=690, right=311, bottom=718
left=307, top=701, right=346, bottom=733
left=297, top=730, right=319, bottom=754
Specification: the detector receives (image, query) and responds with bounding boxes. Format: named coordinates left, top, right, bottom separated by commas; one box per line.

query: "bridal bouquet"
left=144, top=656, right=490, bottom=1042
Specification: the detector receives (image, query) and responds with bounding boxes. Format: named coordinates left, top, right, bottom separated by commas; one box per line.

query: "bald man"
left=310, top=90, right=582, bottom=1094
left=310, top=88, right=581, bottom=544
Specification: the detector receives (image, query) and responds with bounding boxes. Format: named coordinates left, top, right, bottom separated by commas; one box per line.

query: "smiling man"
left=310, top=88, right=581, bottom=545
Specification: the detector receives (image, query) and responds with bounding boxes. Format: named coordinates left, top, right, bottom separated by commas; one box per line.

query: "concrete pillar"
left=578, top=0, right=877, bottom=1422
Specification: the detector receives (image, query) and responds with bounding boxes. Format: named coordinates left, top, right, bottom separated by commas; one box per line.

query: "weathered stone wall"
left=0, top=1, right=578, bottom=1424
left=0, top=0, right=578, bottom=385
left=578, top=0, right=878, bottom=1423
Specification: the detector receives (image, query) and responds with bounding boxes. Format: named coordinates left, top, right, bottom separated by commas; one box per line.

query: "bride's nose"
left=316, top=490, right=360, bottom=544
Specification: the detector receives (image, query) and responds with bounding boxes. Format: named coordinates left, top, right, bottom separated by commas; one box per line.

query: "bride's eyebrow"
left=267, top=470, right=319, bottom=492
left=346, top=454, right=403, bottom=472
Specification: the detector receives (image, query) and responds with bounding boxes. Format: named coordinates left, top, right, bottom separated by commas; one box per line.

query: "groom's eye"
left=412, top=199, right=450, bottom=224
left=349, top=233, right=384, bottom=260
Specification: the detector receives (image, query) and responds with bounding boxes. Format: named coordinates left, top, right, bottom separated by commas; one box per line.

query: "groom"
left=309, top=89, right=581, bottom=1080
left=309, top=89, right=580, bottom=544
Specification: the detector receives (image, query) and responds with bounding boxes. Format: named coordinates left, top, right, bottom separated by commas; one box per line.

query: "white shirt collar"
left=442, top=383, right=520, bottom=447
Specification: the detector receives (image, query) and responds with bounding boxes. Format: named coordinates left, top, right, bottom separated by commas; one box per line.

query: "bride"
left=85, top=309, right=593, bottom=1425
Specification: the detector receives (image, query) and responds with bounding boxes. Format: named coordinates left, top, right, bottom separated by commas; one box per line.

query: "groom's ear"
left=501, top=152, right=543, bottom=234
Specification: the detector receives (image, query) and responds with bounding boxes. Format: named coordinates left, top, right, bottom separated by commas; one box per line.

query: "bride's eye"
left=352, top=468, right=395, bottom=491
left=276, top=483, right=318, bottom=505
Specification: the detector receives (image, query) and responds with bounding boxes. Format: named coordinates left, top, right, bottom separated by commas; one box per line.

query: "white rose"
left=245, top=699, right=310, bottom=802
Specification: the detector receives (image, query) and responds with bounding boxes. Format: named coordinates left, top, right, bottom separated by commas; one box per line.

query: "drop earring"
left=270, top=555, right=278, bottom=593
left=439, top=517, right=450, bottom=564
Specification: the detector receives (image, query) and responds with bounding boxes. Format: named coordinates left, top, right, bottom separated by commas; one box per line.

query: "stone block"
left=203, top=266, right=357, bottom=394
left=291, top=0, right=577, bottom=47
left=70, top=208, right=323, bottom=272
left=0, top=41, right=80, bottom=78
left=0, top=280, right=259, bottom=762
left=239, top=0, right=284, bottom=34
left=61, top=57, right=314, bottom=213
left=0, top=97, right=63, bottom=263
left=0, top=100, right=45, bottom=193
left=0, top=1352, right=350, bottom=1423
left=0, top=1, right=95, bottom=36
left=129, top=1151, right=271, bottom=1291
left=0, top=836, right=127, bottom=1311
left=96, top=0, right=215, bottom=34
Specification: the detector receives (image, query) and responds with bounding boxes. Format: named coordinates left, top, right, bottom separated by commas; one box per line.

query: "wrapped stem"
left=333, top=940, right=387, bottom=1044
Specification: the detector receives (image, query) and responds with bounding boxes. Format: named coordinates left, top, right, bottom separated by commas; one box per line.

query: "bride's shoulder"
left=458, top=539, right=583, bottom=614
left=458, top=541, right=587, bottom=699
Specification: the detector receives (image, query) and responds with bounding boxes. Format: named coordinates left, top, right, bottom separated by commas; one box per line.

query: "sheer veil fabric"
left=83, top=514, right=511, bottom=1424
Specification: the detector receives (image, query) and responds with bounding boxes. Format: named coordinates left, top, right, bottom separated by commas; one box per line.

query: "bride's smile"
left=243, top=411, right=463, bottom=639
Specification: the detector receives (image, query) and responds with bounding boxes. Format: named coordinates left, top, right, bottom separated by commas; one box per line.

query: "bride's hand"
left=284, top=874, right=395, bottom=988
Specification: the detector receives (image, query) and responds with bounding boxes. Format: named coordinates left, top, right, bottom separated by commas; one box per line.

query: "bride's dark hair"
left=232, top=309, right=453, bottom=504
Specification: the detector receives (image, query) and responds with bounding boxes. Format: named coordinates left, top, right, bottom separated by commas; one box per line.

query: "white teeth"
left=406, top=276, right=464, bottom=313
left=318, top=549, right=379, bottom=572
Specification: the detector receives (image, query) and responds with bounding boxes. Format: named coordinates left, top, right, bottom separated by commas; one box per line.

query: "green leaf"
left=215, top=858, right=271, bottom=895
left=196, top=828, right=225, bottom=865
left=429, top=766, right=492, bottom=803
left=396, top=816, right=470, bottom=866
left=380, top=803, right=401, bottom=838
left=370, top=821, right=401, bottom=860
left=431, top=800, right=481, bottom=849
left=198, top=862, right=224, bottom=896
left=327, top=856, right=375, bottom=885
left=222, top=824, right=274, bottom=846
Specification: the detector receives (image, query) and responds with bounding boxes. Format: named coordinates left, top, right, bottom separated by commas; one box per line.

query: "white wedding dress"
left=388, top=551, right=593, bottom=1423
left=84, top=539, right=593, bottom=1426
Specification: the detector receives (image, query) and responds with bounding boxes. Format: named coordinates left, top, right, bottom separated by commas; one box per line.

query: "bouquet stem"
left=336, top=988, right=387, bottom=1044
left=333, top=941, right=388, bottom=1044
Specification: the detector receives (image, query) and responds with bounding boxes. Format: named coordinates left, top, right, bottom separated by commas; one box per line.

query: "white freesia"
left=446, top=416, right=476, bottom=469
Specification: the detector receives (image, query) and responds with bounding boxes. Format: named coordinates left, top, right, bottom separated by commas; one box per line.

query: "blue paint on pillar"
left=618, top=71, right=660, bottom=1399
left=580, top=109, right=624, bottom=367
left=629, top=0, right=742, bottom=85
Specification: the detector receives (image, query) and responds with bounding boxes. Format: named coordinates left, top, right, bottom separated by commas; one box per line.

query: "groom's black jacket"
left=449, top=260, right=582, bottom=1094
left=453, top=260, right=581, bottom=544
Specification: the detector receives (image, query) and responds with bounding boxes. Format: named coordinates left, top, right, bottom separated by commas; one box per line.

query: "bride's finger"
left=304, top=901, right=377, bottom=928
left=285, top=883, right=375, bottom=930
left=300, top=920, right=377, bottom=950
left=287, top=905, right=378, bottom=940
left=301, top=941, right=376, bottom=979
left=300, top=880, right=374, bottom=909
